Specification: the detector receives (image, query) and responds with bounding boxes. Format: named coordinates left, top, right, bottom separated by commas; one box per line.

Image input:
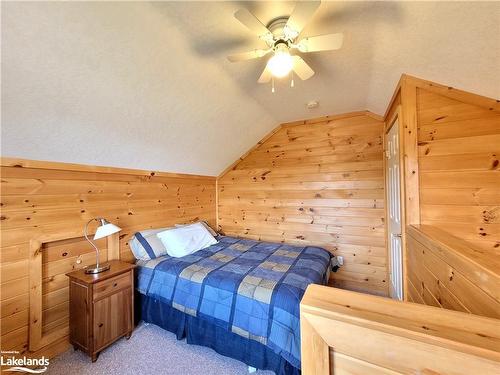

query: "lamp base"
left=84, top=264, right=111, bottom=274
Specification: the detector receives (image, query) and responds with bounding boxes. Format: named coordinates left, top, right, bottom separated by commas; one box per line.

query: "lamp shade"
left=93, top=221, right=122, bottom=240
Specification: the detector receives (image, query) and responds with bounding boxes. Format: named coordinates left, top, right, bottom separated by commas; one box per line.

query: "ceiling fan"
left=227, top=1, right=343, bottom=90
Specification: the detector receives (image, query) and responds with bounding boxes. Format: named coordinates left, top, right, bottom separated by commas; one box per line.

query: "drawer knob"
left=98, top=323, right=103, bottom=328
left=113, top=283, right=118, bottom=287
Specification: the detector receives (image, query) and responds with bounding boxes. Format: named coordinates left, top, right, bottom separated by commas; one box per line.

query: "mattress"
left=135, top=235, right=331, bottom=370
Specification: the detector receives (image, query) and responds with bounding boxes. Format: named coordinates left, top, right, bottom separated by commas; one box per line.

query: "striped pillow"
left=129, top=227, right=170, bottom=260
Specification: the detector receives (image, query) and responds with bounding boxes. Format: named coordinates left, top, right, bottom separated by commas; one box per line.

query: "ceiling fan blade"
left=292, top=56, right=315, bottom=80
left=296, top=33, right=344, bottom=53
left=234, top=9, right=273, bottom=40
left=285, top=1, right=321, bottom=38
left=258, top=66, right=272, bottom=83
left=227, top=49, right=271, bottom=63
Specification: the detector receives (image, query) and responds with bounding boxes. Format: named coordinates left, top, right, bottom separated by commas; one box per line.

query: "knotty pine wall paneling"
left=415, top=84, right=500, bottom=254
left=406, top=225, right=499, bottom=318
left=384, top=75, right=500, bottom=308
left=218, top=112, right=388, bottom=296
left=0, top=158, right=216, bottom=358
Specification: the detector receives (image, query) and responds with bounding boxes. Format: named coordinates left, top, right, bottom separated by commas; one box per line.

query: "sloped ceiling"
left=2, top=1, right=499, bottom=176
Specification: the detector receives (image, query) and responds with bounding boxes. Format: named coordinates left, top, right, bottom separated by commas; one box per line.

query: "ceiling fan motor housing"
left=267, top=17, right=290, bottom=39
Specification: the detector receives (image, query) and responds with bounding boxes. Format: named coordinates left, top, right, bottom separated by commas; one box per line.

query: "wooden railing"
left=406, top=225, right=500, bottom=318
left=300, top=285, right=500, bottom=374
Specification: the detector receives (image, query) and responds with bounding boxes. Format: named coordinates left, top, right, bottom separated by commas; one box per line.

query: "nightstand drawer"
left=93, top=272, right=130, bottom=300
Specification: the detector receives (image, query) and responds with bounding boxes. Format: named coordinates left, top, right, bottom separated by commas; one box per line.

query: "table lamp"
left=84, top=217, right=122, bottom=274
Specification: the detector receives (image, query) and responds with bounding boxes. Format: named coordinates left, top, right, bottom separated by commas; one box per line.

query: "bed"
left=134, top=234, right=331, bottom=375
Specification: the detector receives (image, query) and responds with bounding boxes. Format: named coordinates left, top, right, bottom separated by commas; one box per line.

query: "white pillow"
left=175, top=221, right=218, bottom=237
left=157, top=222, right=217, bottom=258
left=129, top=227, right=170, bottom=260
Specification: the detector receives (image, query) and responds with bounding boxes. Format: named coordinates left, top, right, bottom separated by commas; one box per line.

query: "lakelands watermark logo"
left=1, top=351, right=49, bottom=373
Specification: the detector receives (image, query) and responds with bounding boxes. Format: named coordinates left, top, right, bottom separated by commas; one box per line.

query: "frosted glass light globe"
left=267, top=48, right=293, bottom=78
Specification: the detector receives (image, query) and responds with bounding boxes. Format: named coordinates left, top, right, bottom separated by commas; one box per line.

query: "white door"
left=386, top=120, right=403, bottom=300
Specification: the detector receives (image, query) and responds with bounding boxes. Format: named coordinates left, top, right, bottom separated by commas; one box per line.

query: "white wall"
left=2, top=2, right=499, bottom=175
left=1, top=2, right=276, bottom=176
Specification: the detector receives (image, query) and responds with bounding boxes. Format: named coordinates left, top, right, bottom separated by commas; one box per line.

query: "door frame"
left=383, top=107, right=407, bottom=300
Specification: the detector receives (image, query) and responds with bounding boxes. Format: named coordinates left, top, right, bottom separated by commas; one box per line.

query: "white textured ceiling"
left=2, top=1, right=499, bottom=176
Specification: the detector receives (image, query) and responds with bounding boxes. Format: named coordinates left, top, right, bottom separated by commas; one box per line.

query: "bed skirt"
left=137, top=292, right=300, bottom=375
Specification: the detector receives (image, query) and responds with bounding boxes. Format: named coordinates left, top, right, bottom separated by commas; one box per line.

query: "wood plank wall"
left=0, top=158, right=216, bottom=358
left=384, top=75, right=500, bottom=311
left=217, top=112, right=388, bottom=296
left=416, top=88, right=500, bottom=254
left=410, top=84, right=500, bottom=315
left=406, top=225, right=500, bottom=318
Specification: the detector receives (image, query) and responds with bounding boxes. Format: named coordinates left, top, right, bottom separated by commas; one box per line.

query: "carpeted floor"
left=47, top=322, right=275, bottom=375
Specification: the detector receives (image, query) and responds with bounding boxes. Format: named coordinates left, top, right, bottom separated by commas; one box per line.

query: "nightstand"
left=66, top=260, right=136, bottom=362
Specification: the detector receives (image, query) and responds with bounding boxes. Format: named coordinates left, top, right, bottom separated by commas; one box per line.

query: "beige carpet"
left=47, top=322, right=275, bottom=375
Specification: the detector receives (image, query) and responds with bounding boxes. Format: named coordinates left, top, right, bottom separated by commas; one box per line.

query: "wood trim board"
left=400, top=80, right=421, bottom=226
left=1, top=157, right=215, bottom=181
left=300, top=285, right=500, bottom=375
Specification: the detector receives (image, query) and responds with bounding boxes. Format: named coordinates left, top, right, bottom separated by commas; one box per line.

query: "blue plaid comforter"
left=136, top=236, right=331, bottom=369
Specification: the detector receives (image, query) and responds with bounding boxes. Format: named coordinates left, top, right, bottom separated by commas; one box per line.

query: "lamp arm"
left=84, top=218, right=101, bottom=268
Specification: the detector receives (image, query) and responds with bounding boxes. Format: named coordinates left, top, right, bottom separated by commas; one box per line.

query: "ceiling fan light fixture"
left=229, top=4, right=342, bottom=85
left=267, top=45, right=293, bottom=78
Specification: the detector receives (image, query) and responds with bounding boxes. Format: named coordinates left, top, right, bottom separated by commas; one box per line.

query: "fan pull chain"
left=271, top=77, right=275, bottom=93
left=291, top=71, right=295, bottom=88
